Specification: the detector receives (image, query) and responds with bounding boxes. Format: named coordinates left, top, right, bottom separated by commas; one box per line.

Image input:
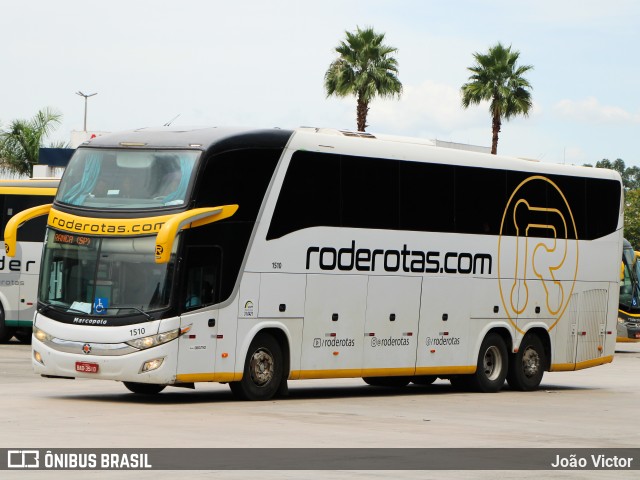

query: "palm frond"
left=0, top=107, right=63, bottom=176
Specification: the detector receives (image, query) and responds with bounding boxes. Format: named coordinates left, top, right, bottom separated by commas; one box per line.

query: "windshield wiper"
left=41, top=304, right=94, bottom=316
left=117, top=306, right=154, bottom=321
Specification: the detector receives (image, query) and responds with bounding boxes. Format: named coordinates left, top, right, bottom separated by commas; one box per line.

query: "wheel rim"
left=249, top=347, right=275, bottom=387
left=522, top=346, right=540, bottom=378
left=483, top=345, right=503, bottom=381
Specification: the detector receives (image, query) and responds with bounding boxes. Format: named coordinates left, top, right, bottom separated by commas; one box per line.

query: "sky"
left=1, top=0, right=638, bottom=167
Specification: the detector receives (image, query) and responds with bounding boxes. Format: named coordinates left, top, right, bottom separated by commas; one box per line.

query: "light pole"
left=76, top=91, right=97, bottom=131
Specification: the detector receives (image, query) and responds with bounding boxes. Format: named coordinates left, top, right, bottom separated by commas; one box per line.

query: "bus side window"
left=182, top=246, right=221, bottom=311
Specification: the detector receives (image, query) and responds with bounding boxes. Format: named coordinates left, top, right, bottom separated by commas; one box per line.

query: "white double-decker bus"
left=1, top=179, right=58, bottom=343
left=5, top=127, right=623, bottom=399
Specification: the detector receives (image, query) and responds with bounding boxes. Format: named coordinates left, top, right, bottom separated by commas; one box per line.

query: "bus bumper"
left=32, top=337, right=179, bottom=385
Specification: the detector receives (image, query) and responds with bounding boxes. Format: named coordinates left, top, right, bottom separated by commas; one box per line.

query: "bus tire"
left=229, top=333, right=283, bottom=401
left=123, top=382, right=166, bottom=395
left=363, top=376, right=410, bottom=387
left=0, top=304, right=16, bottom=343
left=507, top=334, right=545, bottom=391
left=469, top=333, right=508, bottom=393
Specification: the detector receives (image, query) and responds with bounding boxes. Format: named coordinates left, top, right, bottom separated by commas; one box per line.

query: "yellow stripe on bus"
left=615, top=337, right=640, bottom=343
left=180, top=361, right=620, bottom=383
left=293, top=366, right=475, bottom=380
left=414, top=366, right=476, bottom=376
left=176, top=373, right=239, bottom=383
left=179, top=366, right=478, bottom=383
left=0, top=187, right=57, bottom=195
left=619, top=308, right=640, bottom=318
left=550, top=355, right=613, bottom=371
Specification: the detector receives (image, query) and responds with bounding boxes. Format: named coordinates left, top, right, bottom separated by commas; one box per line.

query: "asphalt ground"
left=1, top=339, right=639, bottom=479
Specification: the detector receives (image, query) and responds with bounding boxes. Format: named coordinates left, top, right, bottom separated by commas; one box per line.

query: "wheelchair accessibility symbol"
left=93, top=297, right=109, bottom=314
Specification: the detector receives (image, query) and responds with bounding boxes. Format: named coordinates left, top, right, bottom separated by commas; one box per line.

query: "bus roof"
left=77, top=125, right=621, bottom=183
left=0, top=179, right=59, bottom=190
left=80, top=126, right=294, bottom=151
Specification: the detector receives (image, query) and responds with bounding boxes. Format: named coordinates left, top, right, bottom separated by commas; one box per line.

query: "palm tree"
left=0, top=107, right=63, bottom=176
left=461, top=43, right=533, bottom=155
left=325, top=26, right=402, bottom=132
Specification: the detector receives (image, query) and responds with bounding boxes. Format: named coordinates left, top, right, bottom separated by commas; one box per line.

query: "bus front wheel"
left=470, top=333, right=508, bottom=393
left=229, top=333, right=284, bottom=401
left=507, top=334, right=545, bottom=391
left=123, top=382, right=166, bottom=395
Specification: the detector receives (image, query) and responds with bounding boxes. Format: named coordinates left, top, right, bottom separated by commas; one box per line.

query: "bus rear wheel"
left=507, top=334, right=545, bottom=391
left=469, top=333, right=508, bottom=393
left=363, top=376, right=411, bottom=387
left=229, top=333, right=283, bottom=401
left=123, top=382, right=166, bottom=395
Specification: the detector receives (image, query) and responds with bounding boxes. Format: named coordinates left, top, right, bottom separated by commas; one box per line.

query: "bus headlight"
left=34, top=350, right=45, bottom=365
left=33, top=326, right=52, bottom=343
left=126, top=326, right=189, bottom=350
left=141, top=358, right=165, bottom=372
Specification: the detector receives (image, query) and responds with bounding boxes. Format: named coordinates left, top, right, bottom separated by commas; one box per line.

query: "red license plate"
left=75, top=361, right=99, bottom=374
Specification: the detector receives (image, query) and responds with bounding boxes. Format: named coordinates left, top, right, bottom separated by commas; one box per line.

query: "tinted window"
left=195, top=148, right=282, bottom=221
left=267, top=150, right=621, bottom=241
left=455, top=166, right=506, bottom=235
left=267, top=151, right=340, bottom=240
left=2, top=194, right=54, bottom=242
left=189, top=147, right=283, bottom=303
left=585, top=178, right=621, bottom=239
left=399, top=161, right=454, bottom=232
left=182, top=245, right=222, bottom=311
left=341, top=155, right=398, bottom=230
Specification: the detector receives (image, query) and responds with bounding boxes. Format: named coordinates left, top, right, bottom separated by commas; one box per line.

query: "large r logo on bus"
left=497, top=176, right=578, bottom=332
left=155, top=245, right=163, bottom=258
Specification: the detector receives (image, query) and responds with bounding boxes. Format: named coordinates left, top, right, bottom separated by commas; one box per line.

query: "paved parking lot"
left=1, top=340, right=639, bottom=479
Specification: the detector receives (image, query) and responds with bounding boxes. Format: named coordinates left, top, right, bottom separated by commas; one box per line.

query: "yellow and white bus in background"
left=0, top=179, right=58, bottom=343
left=5, top=127, right=623, bottom=399
left=617, top=239, right=640, bottom=342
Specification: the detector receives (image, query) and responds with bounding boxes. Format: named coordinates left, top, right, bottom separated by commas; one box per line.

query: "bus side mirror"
left=154, top=205, right=238, bottom=264
left=3, top=204, right=52, bottom=257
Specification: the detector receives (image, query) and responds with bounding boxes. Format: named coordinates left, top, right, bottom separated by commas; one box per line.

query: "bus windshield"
left=38, top=230, right=177, bottom=316
left=620, top=244, right=639, bottom=310
left=56, top=148, right=199, bottom=209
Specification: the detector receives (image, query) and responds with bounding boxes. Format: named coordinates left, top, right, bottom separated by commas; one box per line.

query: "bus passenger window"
left=182, top=246, right=221, bottom=311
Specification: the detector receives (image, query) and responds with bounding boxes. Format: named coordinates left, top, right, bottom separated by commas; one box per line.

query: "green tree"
left=584, top=158, right=640, bottom=190
left=324, top=26, right=402, bottom=132
left=624, top=189, right=640, bottom=249
left=0, top=107, right=63, bottom=176
left=461, top=42, right=533, bottom=155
